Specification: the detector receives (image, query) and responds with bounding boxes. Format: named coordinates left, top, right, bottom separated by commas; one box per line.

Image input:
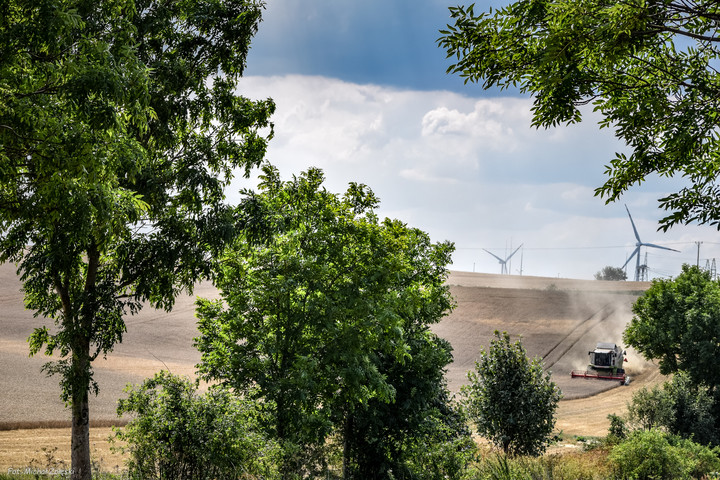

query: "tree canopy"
left=0, top=0, right=273, bottom=477
left=461, top=331, right=562, bottom=456
left=595, top=266, right=628, bottom=281
left=195, top=164, right=460, bottom=476
left=438, top=0, right=720, bottom=230
left=625, top=265, right=720, bottom=388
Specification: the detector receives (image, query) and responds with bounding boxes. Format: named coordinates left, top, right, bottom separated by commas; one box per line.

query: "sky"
left=227, top=0, right=720, bottom=281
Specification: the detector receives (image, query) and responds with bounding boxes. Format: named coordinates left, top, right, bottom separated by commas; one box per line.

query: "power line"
left=457, top=240, right=720, bottom=252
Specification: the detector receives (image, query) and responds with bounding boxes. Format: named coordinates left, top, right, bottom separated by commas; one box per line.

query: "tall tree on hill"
left=0, top=0, right=274, bottom=478
left=195, top=165, right=462, bottom=477
left=439, top=0, right=720, bottom=230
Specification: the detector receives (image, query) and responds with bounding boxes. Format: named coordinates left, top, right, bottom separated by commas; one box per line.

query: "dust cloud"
left=437, top=271, right=656, bottom=399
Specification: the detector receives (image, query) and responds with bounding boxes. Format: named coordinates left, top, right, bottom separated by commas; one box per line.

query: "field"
left=0, top=264, right=663, bottom=470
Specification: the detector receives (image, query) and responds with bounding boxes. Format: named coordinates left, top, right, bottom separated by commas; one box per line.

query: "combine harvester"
left=571, top=342, right=629, bottom=385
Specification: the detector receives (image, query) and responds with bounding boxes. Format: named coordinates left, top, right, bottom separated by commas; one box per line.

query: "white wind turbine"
left=622, top=205, right=679, bottom=281
left=483, top=244, right=523, bottom=275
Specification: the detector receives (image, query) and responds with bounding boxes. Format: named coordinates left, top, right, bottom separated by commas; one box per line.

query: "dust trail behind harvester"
left=436, top=271, right=655, bottom=398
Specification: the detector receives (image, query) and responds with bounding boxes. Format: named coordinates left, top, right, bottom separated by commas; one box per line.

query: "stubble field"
left=0, top=265, right=662, bottom=470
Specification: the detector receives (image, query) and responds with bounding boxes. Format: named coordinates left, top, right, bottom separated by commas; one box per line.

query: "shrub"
left=609, top=429, right=720, bottom=480
left=624, top=371, right=718, bottom=445
left=606, top=414, right=627, bottom=444
left=626, top=384, right=673, bottom=431
left=114, top=371, right=280, bottom=480
left=469, top=451, right=613, bottom=480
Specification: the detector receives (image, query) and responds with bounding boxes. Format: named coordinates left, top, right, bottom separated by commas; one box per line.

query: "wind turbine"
left=483, top=244, right=523, bottom=275
left=622, top=205, right=679, bottom=281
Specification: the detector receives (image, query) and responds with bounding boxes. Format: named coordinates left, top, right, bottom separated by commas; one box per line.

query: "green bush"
left=606, top=413, right=627, bottom=444
left=609, top=429, right=720, bottom=480
left=624, top=372, right=718, bottom=445
left=114, top=371, right=281, bottom=480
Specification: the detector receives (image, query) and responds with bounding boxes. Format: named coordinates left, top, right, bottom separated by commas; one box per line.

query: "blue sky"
left=228, top=0, right=720, bottom=280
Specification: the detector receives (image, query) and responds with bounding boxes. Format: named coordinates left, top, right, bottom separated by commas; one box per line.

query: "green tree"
left=625, top=265, right=720, bottom=438
left=626, top=384, right=675, bottom=432
left=625, top=265, right=720, bottom=387
left=595, top=266, right=627, bottom=281
left=0, top=1, right=273, bottom=478
left=461, top=331, right=562, bottom=456
left=195, top=165, right=458, bottom=477
left=115, top=372, right=281, bottom=480
left=438, top=1, right=720, bottom=229
left=344, top=329, right=475, bottom=479
left=625, top=372, right=718, bottom=445
left=664, top=372, right=718, bottom=445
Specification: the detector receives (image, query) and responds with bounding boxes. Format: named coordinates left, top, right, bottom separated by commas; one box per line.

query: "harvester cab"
left=571, top=341, right=629, bottom=385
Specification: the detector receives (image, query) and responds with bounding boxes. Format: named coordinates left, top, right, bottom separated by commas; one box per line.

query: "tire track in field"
left=541, top=303, right=615, bottom=370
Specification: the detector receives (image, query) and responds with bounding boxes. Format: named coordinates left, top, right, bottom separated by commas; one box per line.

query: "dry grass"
left=0, top=427, right=127, bottom=472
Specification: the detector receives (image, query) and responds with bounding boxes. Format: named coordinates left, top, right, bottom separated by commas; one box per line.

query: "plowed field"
left=0, top=265, right=662, bottom=469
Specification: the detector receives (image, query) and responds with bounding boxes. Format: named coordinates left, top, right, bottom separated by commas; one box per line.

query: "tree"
left=195, top=165, right=458, bottom=477
left=438, top=1, right=720, bottom=230
left=595, top=266, right=628, bottom=281
left=625, top=265, right=720, bottom=387
left=625, top=372, right=717, bottom=445
left=626, top=384, right=675, bottom=432
left=344, top=326, right=475, bottom=480
left=624, top=265, right=720, bottom=435
left=0, top=1, right=273, bottom=478
left=461, top=331, right=562, bottom=456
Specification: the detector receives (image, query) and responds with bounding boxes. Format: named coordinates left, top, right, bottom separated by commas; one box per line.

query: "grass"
left=0, top=448, right=614, bottom=480
left=465, top=438, right=614, bottom=480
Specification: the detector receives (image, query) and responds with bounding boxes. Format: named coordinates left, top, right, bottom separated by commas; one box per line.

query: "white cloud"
left=231, top=74, right=720, bottom=280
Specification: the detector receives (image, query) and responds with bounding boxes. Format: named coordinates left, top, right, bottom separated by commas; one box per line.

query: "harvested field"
left=0, top=264, right=663, bottom=469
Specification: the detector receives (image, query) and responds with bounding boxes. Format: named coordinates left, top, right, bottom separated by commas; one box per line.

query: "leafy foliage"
left=609, top=430, right=720, bottom=480
left=594, top=266, right=627, bottom=281
left=607, top=413, right=628, bottom=443
left=438, top=0, right=720, bottom=229
left=626, top=384, right=675, bottom=432
left=625, top=372, right=717, bottom=445
left=625, top=265, right=720, bottom=387
left=115, top=371, right=280, bottom=480
left=344, top=333, right=475, bottom=479
left=461, top=331, right=562, bottom=456
left=195, top=164, right=458, bottom=475
left=0, top=0, right=273, bottom=476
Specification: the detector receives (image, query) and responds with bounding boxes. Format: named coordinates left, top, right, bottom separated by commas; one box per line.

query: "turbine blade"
left=483, top=249, right=505, bottom=263
left=621, top=247, right=640, bottom=269
left=505, top=244, right=523, bottom=262
left=642, top=242, right=680, bottom=253
left=625, top=205, right=641, bottom=243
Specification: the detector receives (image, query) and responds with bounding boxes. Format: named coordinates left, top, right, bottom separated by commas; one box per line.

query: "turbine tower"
left=484, top=244, right=523, bottom=275
left=622, top=205, right=679, bottom=281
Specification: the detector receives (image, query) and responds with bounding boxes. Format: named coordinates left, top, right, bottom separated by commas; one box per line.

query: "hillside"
left=0, top=264, right=662, bottom=437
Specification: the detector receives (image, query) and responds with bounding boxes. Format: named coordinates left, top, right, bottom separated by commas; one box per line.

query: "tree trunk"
left=71, top=387, right=91, bottom=480
left=70, top=327, right=92, bottom=480
left=70, top=248, right=98, bottom=480
left=343, top=413, right=352, bottom=479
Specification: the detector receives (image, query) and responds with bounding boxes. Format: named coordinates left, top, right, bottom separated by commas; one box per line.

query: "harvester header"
left=571, top=341, right=628, bottom=384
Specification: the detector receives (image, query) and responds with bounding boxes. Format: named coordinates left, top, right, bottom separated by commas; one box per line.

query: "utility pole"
left=696, top=241, right=703, bottom=267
